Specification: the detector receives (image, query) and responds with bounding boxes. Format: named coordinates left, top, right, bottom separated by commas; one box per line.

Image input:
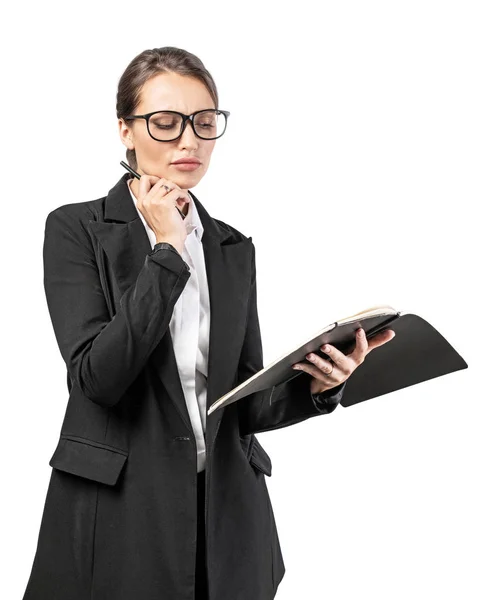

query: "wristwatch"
left=150, top=242, right=190, bottom=271
left=150, top=242, right=181, bottom=256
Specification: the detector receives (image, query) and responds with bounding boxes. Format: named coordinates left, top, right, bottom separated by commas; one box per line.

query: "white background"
left=1, top=1, right=486, bottom=598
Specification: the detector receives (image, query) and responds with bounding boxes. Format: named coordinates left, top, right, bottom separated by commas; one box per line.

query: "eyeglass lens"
left=148, top=110, right=226, bottom=141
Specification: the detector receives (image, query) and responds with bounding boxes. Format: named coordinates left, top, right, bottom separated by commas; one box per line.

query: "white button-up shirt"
left=127, top=179, right=211, bottom=473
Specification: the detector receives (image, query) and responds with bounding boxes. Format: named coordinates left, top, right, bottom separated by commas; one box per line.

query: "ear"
left=118, top=118, right=135, bottom=151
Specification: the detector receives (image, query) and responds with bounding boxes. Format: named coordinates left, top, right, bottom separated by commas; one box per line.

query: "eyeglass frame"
left=123, top=108, right=231, bottom=142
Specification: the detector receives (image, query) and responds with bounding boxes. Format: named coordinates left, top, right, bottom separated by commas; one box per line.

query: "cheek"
left=154, top=141, right=171, bottom=158
left=138, top=136, right=167, bottom=160
left=202, top=145, right=216, bottom=165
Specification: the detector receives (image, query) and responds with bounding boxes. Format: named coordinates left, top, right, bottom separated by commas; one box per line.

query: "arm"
left=237, top=242, right=346, bottom=436
left=43, top=207, right=191, bottom=408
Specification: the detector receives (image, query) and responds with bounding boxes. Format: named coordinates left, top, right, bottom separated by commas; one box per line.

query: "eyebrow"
left=148, top=108, right=216, bottom=113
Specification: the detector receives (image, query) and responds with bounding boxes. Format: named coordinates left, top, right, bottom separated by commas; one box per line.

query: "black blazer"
left=22, top=172, right=345, bottom=600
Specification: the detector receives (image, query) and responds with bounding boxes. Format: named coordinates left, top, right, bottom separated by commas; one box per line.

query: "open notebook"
left=207, top=304, right=468, bottom=414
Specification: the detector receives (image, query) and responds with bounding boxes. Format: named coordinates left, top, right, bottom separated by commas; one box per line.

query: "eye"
left=196, top=120, right=215, bottom=128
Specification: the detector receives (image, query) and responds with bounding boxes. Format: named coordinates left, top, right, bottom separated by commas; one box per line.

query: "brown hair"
left=116, top=46, right=219, bottom=170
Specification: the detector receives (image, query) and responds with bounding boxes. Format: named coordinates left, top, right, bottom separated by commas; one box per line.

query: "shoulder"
left=46, top=196, right=104, bottom=224
left=211, top=216, right=252, bottom=245
left=44, top=196, right=105, bottom=247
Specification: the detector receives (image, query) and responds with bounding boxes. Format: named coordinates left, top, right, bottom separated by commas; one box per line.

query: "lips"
left=172, top=158, right=201, bottom=165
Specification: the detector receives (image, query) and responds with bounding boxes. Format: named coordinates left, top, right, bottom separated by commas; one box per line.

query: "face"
left=118, top=72, right=217, bottom=191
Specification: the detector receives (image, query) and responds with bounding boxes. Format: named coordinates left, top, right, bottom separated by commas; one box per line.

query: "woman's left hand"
left=292, top=327, right=396, bottom=395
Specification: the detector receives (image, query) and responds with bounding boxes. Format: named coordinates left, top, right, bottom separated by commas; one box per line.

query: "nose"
left=179, top=117, right=199, bottom=145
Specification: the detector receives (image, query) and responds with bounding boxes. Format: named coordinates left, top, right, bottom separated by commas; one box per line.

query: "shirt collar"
left=126, top=179, right=204, bottom=242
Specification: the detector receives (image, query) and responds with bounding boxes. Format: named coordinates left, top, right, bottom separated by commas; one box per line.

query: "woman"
left=22, top=46, right=394, bottom=600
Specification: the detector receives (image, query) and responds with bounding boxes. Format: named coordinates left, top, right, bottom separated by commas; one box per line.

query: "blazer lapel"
left=88, top=173, right=252, bottom=455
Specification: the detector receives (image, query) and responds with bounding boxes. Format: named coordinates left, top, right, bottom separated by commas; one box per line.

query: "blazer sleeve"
left=43, top=207, right=191, bottom=408
left=237, top=242, right=346, bottom=436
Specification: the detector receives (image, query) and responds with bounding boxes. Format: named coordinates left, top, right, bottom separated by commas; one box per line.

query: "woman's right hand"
left=135, top=175, right=191, bottom=254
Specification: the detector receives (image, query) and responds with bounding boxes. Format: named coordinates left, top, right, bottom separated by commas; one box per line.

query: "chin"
left=172, top=171, right=204, bottom=186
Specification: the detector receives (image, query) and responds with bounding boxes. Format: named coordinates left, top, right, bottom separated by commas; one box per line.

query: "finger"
left=141, top=179, right=180, bottom=213
left=138, top=174, right=160, bottom=198
left=318, top=342, right=347, bottom=371
left=305, top=352, right=335, bottom=377
left=151, top=178, right=177, bottom=197
left=292, top=360, right=341, bottom=386
left=367, top=329, right=396, bottom=351
left=164, top=187, right=191, bottom=207
left=150, top=180, right=191, bottom=209
left=347, top=327, right=369, bottom=364
left=176, top=195, right=190, bottom=212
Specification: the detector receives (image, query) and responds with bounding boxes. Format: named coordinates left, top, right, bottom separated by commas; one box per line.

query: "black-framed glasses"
left=124, top=108, right=230, bottom=142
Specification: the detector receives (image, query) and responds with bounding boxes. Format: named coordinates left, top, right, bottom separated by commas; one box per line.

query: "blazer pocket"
left=249, top=437, right=272, bottom=477
left=49, top=434, right=129, bottom=486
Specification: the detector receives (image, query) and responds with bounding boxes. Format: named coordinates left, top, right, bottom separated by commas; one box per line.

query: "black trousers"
left=195, top=468, right=208, bottom=600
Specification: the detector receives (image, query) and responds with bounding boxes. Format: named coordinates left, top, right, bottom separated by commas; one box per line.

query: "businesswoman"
left=22, top=46, right=394, bottom=600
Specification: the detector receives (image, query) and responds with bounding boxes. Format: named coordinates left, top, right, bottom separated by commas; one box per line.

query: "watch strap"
left=150, top=242, right=190, bottom=272
left=151, top=242, right=180, bottom=256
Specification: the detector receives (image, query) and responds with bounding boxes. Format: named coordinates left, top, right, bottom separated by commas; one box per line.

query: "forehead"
left=137, top=72, right=215, bottom=113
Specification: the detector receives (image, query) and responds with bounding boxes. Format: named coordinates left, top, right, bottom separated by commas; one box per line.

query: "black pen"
left=120, top=160, right=186, bottom=220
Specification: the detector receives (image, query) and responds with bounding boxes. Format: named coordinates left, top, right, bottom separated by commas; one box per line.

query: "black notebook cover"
left=208, top=307, right=468, bottom=414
